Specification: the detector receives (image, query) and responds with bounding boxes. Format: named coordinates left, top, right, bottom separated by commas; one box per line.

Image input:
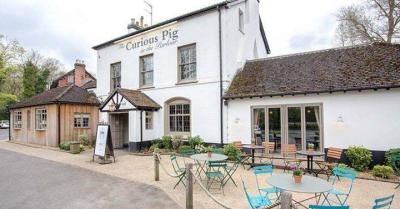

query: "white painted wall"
left=95, top=0, right=267, bottom=144
left=226, top=89, right=400, bottom=151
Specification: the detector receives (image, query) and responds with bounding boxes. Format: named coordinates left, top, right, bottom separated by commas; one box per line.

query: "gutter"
left=218, top=6, right=224, bottom=147
left=8, top=108, right=11, bottom=141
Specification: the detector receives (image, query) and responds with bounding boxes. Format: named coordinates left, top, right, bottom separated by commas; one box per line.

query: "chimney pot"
left=140, top=16, right=144, bottom=27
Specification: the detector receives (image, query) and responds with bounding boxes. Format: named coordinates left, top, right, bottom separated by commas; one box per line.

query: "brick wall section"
left=58, top=78, right=69, bottom=87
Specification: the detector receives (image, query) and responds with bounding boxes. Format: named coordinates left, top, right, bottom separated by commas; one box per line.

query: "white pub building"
left=94, top=0, right=270, bottom=151
left=94, top=0, right=400, bottom=163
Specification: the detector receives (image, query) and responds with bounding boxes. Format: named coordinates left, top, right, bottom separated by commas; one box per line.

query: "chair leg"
left=396, top=183, right=400, bottom=189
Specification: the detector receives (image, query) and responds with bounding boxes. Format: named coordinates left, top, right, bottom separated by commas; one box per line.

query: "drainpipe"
left=8, top=108, right=11, bottom=141
left=218, top=6, right=224, bottom=147
left=139, top=110, right=143, bottom=151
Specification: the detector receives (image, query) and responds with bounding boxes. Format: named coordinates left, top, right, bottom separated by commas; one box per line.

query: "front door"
left=110, top=113, right=129, bottom=149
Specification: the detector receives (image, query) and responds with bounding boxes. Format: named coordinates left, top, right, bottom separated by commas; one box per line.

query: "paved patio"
left=0, top=141, right=399, bottom=209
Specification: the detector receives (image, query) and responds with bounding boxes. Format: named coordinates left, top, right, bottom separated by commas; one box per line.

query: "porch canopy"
left=99, top=88, right=161, bottom=151
left=100, top=88, right=161, bottom=112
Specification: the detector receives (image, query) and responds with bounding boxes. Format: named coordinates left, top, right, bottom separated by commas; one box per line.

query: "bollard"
left=186, top=163, right=193, bottom=209
left=154, top=152, right=159, bottom=181
left=280, top=191, right=293, bottom=209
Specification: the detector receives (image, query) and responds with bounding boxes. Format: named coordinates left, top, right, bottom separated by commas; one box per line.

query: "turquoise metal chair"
left=309, top=205, right=349, bottom=209
left=390, top=155, right=400, bottom=189
left=322, top=166, right=357, bottom=206
left=222, top=154, right=241, bottom=187
left=373, top=194, right=395, bottom=209
left=206, top=160, right=227, bottom=193
left=241, top=177, right=272, bottom=209
left=170, top=154, right=186, bottom=189
left=252, top=165, right=280, bottom=200
left=179, top=147, right=196, bottom=157
left=212, top=147, right=224, bottom=154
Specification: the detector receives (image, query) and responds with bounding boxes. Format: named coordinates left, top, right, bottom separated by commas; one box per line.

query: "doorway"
left=109, top=113, right=129, bottom=149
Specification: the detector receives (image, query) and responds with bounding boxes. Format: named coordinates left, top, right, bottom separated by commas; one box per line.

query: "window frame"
left=145, top=111, right=153, bottom=130
left=35, top=107, right=47, bottom=131
left=139, top=54, right=154, bottom=88
left=13, top=111, right=22, bottom=129
left=177, top=43, right=197, bottom=83
left=165, top=98, right=191, bottom=136
left=74, top=112, right=90, bottom=128
left=110, top=62, right=121, bottom=91
left=239, top=9, right=244, bottom=33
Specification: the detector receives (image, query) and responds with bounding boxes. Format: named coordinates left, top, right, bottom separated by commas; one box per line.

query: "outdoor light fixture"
left=335, top=114, right=345, bottom=128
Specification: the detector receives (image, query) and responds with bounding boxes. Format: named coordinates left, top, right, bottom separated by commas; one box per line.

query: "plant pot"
left=293, top=175, right=302, bottom=184
left=207, top=151, right=212, bottom=158
left=70, top=141, right=81, bottom=154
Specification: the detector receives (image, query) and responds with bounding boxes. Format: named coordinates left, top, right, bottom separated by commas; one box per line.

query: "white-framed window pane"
left=110, top=62, right=121, bottom=90
left=145, top=111, right=153, bottom=130
left=35, top=108, right=47, bottom=130
left=74, top=113, right=90, bottom=128
left=14, top=111, right=22, bottom=129
left=140, top=55, right=153, bottom=86
left=178, top=44, right=196, bottom=81
left=168, top=103, right=190, bottom=133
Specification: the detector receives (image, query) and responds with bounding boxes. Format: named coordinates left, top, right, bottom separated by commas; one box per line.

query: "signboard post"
left=93, top=123, right=115, bottom=163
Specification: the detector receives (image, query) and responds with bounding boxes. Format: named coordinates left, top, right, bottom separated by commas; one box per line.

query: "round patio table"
left=296, top=150, right=325, bottom=175
left=190, top=153, right=228, bottom=178
left=267, top=173, right=332, bottom=208
left=242, top=144, right=265, bottom=168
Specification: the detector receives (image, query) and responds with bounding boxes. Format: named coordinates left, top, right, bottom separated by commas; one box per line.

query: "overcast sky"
left=0, top=0, right=358, bottom=73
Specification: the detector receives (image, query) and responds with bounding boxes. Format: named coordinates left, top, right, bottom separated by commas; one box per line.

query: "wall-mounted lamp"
left=335, top=114, right=345, bottom=128
left=234, top=117, right=240, bottom=124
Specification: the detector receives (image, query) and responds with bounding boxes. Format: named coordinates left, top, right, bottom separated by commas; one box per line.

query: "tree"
left=36, top=68, right=50, bottom=94
left=0, top=66, right=23, bottom=96
left=0, top=34, right=25, bottom=69
left=0, top=93, right=18, bottom=120
left=22, top=61, right=38, bottom=99
left=336, top=0, right=400, bottom=46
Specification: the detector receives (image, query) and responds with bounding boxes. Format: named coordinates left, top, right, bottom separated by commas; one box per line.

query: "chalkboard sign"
left=93, top=124, right=115, bottom=163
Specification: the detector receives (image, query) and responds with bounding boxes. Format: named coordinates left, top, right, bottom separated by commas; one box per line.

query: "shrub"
left=79, top=144, right=85, bottom=152
left=385, top=148, right=400, bottom=174
left=372, top=165, right=394, bottom=179
left=149, top=143, right=159, bottom=152
left=79, top=134, right=89, bottom=146
left=194, top=144, right=207, bottom=153
left=161, top=135, right=173, bottom=150
left=346, top=146, right=372, bottom=171
left=188, top=135, right=203, bottom=149
left=179, top=145, right=192, bottom=153
left=338, top=163, right=351, bottom=169
left=171, top=137, right=183, bottom=150
left=91, top=137, right=96, bottom=147
left=59, top=141, right=71, bottom=151
left=223, top=143, right=240, bottom=160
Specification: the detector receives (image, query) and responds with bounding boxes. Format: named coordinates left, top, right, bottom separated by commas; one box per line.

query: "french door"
left=252, top=104, right=323, bottom=153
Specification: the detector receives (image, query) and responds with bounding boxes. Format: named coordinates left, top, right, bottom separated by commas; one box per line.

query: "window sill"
left=35, top=129, right=46, bottom=131
left=175, top=80, right=198, bottom=85
left=74, top=127, right=90, bottom=129
left=139, top=86, right=155, bottom=90
left=13, top=128, right=22, bottom=130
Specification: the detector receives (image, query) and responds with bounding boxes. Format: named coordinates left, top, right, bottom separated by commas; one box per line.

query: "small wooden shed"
left=9, top=85, right=100, bottom=147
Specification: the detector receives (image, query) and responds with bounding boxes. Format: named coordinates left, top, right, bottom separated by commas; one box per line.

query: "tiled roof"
left=224, top=43, right=400, bottom=99
left=100, top=88, right=161, bottom=110
left=81, top=80, right=97, bottom=89
left=10, top=85, right=100, bottom=109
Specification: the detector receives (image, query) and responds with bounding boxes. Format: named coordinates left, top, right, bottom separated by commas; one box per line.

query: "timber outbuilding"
left=9, top=85, right=100, bottom=147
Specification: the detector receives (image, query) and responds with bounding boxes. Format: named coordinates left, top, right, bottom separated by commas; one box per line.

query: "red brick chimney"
left=74, top=59, right=86, bottom=87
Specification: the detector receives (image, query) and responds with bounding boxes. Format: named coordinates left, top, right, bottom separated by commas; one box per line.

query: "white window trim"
left=145, top=111, right=153, bottom=130
left=110, top=62, right=121, bottom=91
left=13, top=111, right=22, bottom=129
left=35, top=107, right=47, bottom=131
left=74, top=112, right=90, bottom=128
left=139, top=54, right=154, bottom=88
left=177, top=44, right=197, bottom=83
left=166, top=99, right=191, bottom=135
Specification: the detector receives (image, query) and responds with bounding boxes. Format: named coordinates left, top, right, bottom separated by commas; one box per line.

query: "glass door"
left=252, top=107, right=265, bottom=145
left=305, top=106, right=322, bottom=151
left=267, top=107, right=282, bottom=154
left=287, top=106, right=303, bottom=150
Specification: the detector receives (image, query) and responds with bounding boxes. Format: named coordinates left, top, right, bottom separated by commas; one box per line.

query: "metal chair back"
left=170, top=154, right=183, bottom=174
left=241, top=177, right=272, bottom=209
left=373, top=194, right=395, bottom=209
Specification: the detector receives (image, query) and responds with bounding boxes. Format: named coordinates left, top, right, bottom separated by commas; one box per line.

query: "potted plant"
left=292, top=167, right=303, bottom=184
left=205, top=146, right=213, bottom=158
left=307, top=143, right=315, bottom=151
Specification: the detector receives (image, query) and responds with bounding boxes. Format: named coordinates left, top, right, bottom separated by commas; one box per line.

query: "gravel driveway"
left=0, top=149, right=180, bottom=209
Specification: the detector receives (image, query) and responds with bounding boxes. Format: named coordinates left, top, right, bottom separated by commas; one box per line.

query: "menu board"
left=94, top=125, right=109, bottom=157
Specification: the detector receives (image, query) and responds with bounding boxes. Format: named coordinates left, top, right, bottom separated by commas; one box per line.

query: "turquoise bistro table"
left=267, top=173, right=332, bottom=208
left=190, top=153, right=228, bottom=178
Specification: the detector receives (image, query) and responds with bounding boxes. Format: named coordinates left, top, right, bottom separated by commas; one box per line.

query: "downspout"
left=8, top=108, right=11, bottom=141
left=139, top=110, right=143, bottom=151
left=218, top=6, right=224, bottom=147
